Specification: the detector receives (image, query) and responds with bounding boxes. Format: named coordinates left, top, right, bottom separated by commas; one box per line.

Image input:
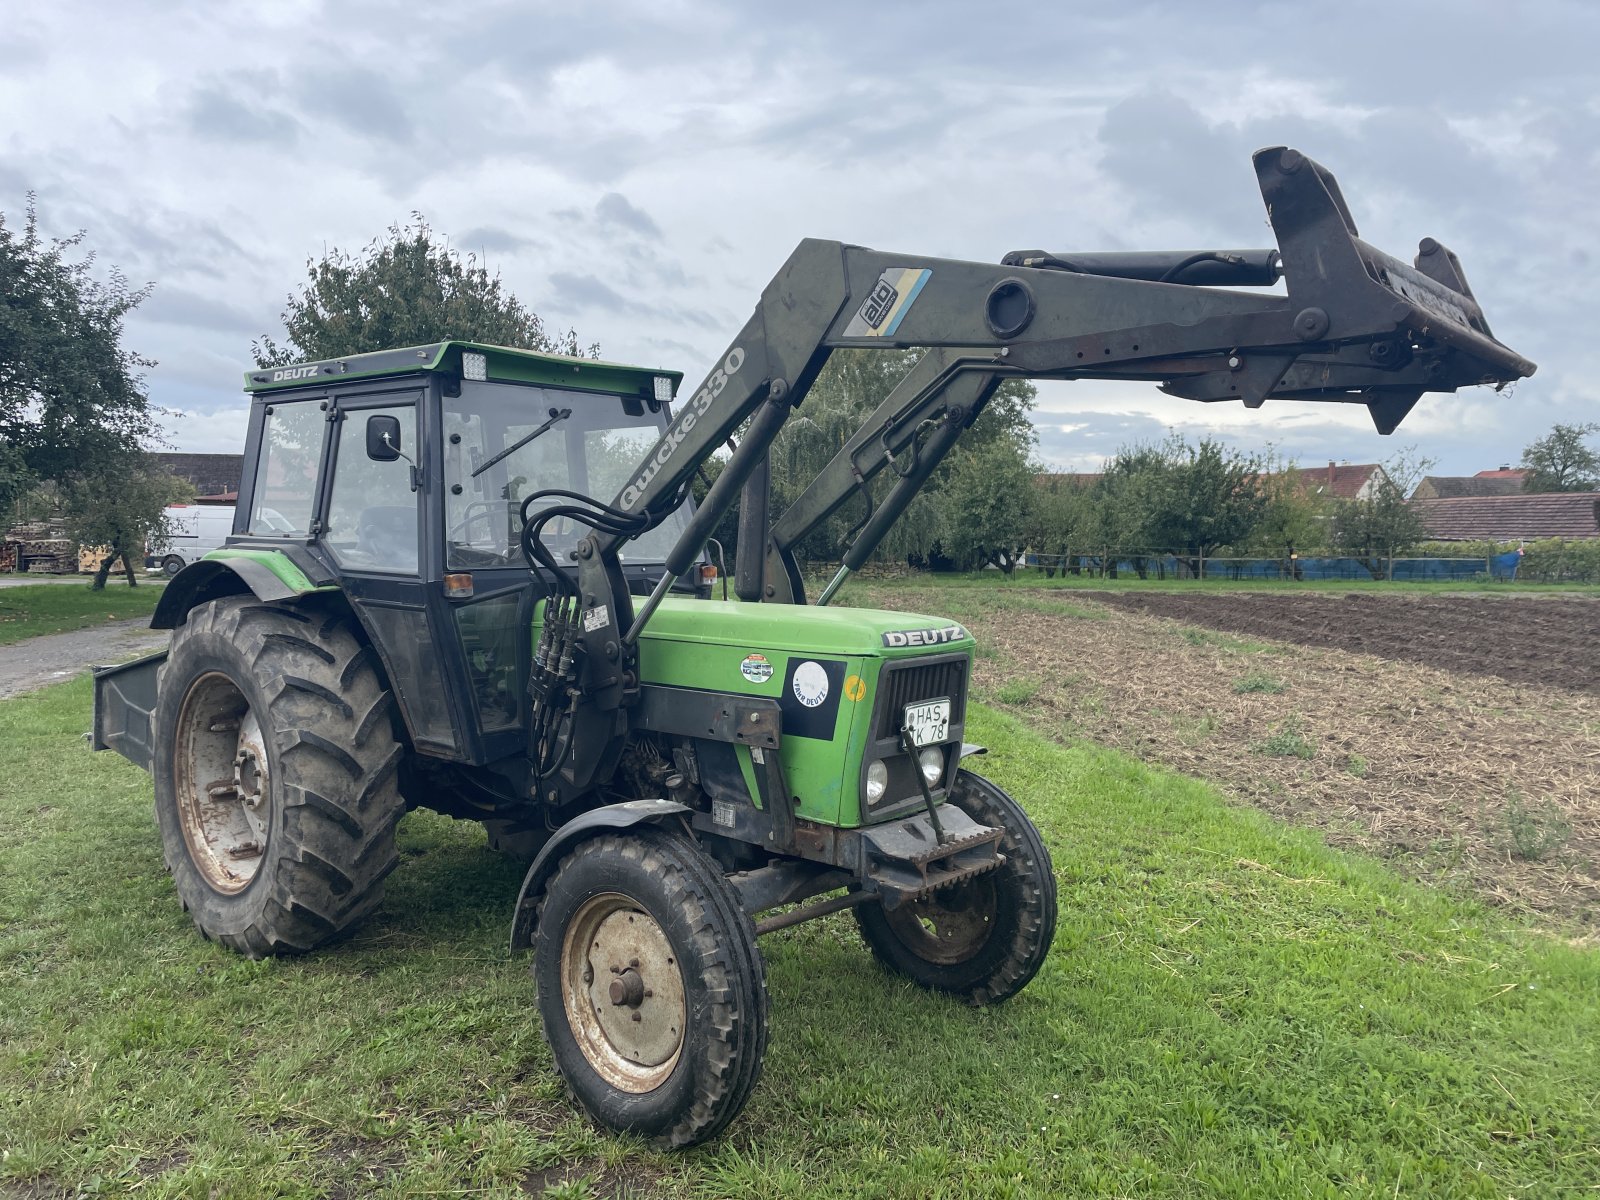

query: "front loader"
left=92, top=148, right=1533, bottom=1146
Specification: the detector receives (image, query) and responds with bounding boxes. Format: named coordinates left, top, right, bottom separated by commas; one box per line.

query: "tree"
left=1081, top=435, right=1264, bottom=576
left=1026, top=474, right=1102, bottom=576
left=1144, top=435, right=1266, bottom=575
left=934, top=434, right=1037, bottom=573
left=1241, top=452, right=1332, bottom=574
left=764, top=349, right=1037, bottom=567
left=0, top=196, right=158, bottom=518
left=254, top=216, right=593, bottom=367
left=1519, top=422, right=1600, bottom=493
left=1329, top=450, right=1432, bottom=579
left=62, top=458, right=193, bottom=589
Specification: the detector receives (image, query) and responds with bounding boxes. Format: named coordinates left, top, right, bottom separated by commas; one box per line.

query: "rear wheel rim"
left=560, top=892, right=687, bottom=1094
left=173, top=672, right=270, bottom=895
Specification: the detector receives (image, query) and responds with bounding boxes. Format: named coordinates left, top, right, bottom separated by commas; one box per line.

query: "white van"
left=149, top=505, right=237, bottom=576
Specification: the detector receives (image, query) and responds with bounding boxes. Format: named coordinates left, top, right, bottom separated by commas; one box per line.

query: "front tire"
left=152, top=596, right=405, bottom=957
left=534, top=829, right=768, bottom=1148
left=855, top=769, right=1056, bottom=1004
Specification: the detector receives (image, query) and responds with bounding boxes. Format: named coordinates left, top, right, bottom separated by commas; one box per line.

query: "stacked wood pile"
left=3, top=519, right=79, bottom=573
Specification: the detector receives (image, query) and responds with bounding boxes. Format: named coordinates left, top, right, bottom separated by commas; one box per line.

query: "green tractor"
left=93, top=148, right=1532, bottom=1145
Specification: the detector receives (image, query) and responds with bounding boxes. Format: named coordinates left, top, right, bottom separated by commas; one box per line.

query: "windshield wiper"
left=471, top=407, right=572, bottom=479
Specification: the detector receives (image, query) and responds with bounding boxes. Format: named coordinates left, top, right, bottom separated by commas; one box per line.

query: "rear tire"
left=534, top=829, right=768, bottom=1148
left=854, top=770, right=1056, bottom=1004
left=152, top=596, right=405, bottom=957
left=161, top=554, right=185, bottom=577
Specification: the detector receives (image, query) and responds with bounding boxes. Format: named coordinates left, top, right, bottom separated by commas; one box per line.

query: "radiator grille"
left=875, top=656, right=968, bottom=740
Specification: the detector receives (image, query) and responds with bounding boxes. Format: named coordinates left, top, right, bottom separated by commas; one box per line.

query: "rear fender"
left=152, top=550, right=335, bottom=629
left=508, top=799, right=692, bottom=951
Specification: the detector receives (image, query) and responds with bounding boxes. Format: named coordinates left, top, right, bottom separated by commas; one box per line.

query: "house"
left=1410, top=492, right=1600, bottom=541
left=1412, top=468, right=1527, bottom=500
left=1306, top=461, right=1385, bottom=500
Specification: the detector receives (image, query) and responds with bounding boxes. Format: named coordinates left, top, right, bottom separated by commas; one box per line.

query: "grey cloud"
left=457, top=226, right=541, bottom=254
left=291, top=66, right=414, bottom=144
left=548, top=272, right=722, bottom=332
left=187, top=86, right=301, bottom=148
left=597, top=192, right=661, bottom=239
left=549, top=271, right=634, bottom=314
left=139, top=286, right=261, bottom=335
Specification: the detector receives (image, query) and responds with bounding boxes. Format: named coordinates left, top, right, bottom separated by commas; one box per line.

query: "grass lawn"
left=2, top=679, right=1596, bottom=1198
left=0, top=581, right=164, bottom=646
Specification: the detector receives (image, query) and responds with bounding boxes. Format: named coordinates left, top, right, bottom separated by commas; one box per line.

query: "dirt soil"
left=859, top=585, right=1600, bottom=933
left=0, top=618, right=169, bottom=698
left=1092, top=591, right=1600, bottom=693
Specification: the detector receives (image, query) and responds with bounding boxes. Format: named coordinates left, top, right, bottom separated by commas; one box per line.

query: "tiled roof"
left=1412, top=475, right=1526, bottom=500
left=1411, top=493, right=1600, bottom=540
left=1314, top=462, right=1382, bottom=499
left=153, top=452, right=244, bottom=495
left=1474, top=469, right=1528, bottom=480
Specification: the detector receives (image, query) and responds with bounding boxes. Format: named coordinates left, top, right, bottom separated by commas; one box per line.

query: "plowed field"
left=1093, top=591, right=1600, bottom=693
left=857, top=583, right=1600, bottom=931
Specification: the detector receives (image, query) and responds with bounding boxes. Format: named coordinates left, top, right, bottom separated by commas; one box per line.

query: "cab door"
left=323, top=389, right=463, bottom=760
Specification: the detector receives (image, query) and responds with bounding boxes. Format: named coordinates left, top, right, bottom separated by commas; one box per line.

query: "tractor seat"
left=353, top=505, right=418, bottom=572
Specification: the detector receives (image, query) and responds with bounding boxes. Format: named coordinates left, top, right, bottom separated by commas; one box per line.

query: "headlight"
left=918, top=746, right=943, bottom=788
left=865, top=759, right=889, bottom=804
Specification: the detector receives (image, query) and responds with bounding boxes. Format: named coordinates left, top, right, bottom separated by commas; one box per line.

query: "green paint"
left=244, top=340, right=682, bottom=398
left=636, top=598, right=974, bottom=827
left=644, top=596, right=973, bottom=658
left=201, top=548, right=332, bottom=594
left=531, top=596, right=973, bottom=827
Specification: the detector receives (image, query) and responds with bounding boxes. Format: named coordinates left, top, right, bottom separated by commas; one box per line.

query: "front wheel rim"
left=882, top=877, right=999, bottom=965
left=560, top=892, right=687, bottom=1094
left=173, top=672, right=270, bottom=895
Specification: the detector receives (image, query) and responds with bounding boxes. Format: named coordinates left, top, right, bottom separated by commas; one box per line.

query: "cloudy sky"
left=4, top=0, right=1596, bottom=476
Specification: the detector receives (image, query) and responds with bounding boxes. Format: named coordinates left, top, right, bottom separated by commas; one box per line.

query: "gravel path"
left=0, top=618, right=170, bottom=699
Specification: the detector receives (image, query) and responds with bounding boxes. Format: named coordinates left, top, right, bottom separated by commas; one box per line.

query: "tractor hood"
left=641, top=596, right=972, bottom=657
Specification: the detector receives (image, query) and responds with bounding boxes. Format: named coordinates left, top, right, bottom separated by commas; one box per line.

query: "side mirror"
left=366, top=414, right=402, bottom=462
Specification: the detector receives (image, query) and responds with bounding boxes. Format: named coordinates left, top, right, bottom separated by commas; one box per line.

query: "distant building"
left=1412, top=468, right=1527, bottom=500
left=1305, top=461, right=1385, bottom=500
left=1411, top=492, right=1600, bottom=541
left=154, top=453, right=244, bottom=500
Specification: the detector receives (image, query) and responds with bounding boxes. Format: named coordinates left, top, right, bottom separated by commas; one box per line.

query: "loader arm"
left=592, top=146, right=1531, bottom=614
left=545, top=145, right=1532, bottom=792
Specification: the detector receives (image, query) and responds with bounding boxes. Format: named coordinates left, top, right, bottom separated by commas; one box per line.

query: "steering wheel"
left=448, top=501, right=501, bottom=545
left=355, top=506, right=418, bottom=570
left=257, top=507, right=298, bottom=535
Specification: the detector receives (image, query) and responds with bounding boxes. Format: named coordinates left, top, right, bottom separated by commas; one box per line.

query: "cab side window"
left=248, top=400, right=325, bottom=536
left=324, top=404, right=419, bottom=574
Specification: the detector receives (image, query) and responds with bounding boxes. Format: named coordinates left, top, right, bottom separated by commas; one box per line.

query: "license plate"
left=903, top=698, right=951, bottom=747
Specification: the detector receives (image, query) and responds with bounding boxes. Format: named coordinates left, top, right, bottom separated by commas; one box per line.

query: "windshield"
left=443, top=381, right=689, bottom=570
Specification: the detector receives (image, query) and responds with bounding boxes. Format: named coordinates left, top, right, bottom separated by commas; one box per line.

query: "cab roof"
left=243, top=340, right=684, bottom=400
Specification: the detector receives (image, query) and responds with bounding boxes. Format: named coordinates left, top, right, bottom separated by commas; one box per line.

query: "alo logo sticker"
left=843, top=267, right=932, bottom=338
left=740, top=653, right=774, bottom=683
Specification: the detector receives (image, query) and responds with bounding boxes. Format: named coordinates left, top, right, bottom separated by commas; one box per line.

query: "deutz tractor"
left=93, top=148, right=1533, bottom=1146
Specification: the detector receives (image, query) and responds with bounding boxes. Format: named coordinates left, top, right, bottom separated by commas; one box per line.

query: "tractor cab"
left=221, top=342, right=693, bottom=764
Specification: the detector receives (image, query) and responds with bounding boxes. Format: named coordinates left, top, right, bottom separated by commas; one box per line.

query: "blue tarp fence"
left=1025, top=552, right=1524, bottom=581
